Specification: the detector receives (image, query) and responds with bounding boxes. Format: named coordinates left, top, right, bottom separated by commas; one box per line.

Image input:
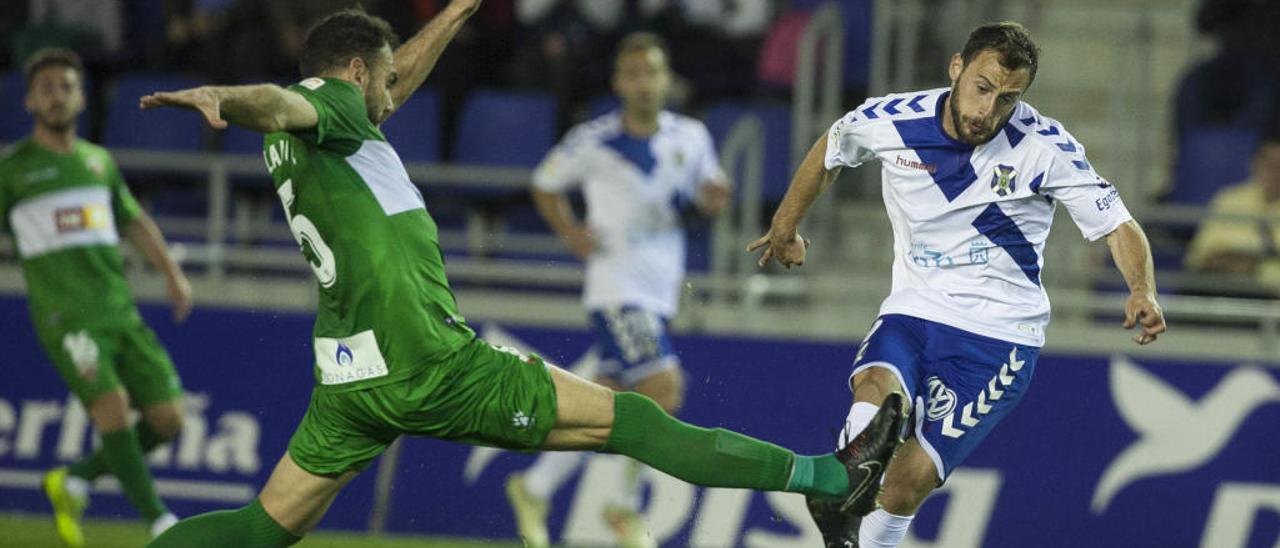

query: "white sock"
left=150, top=512, right=179, bottom=538
left=523, top=451, right=586, bottom=500
left=63, top=475, right=90, bottom=501
left=837, top=402, right=880, bottom=450
left=859, top=508, right=914, bottom=548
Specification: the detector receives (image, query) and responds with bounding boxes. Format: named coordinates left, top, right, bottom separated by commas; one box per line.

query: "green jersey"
left=0, top=139, right=144, bottom=336
left=264, top=77, right=474, bottom=392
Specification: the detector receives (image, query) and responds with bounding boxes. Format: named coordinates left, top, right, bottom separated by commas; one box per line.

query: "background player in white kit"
left=505, top=32, right=730, bottom=548
left=750, top=22, right=1167, bottom=547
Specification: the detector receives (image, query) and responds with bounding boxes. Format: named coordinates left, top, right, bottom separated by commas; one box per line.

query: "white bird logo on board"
left=1091, top=355, right=1280, bottom=513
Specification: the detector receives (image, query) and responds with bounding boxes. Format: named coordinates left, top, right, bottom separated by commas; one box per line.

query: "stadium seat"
left=1167, top=128, right=1259, bottom=205
left=381, top=88, right=442, bottom=163
left=103, top=72, right=206, bottom=151
left=586, top=95, right=620, bottom=119
left=702, top=101, right=793, bottom=202
left=0, top=71, right=29, bottom=142
left=452, top=90, right=557, bottom=168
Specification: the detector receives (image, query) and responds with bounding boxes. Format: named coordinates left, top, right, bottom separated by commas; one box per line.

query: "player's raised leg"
left=541, top=365, right=857, bottom=499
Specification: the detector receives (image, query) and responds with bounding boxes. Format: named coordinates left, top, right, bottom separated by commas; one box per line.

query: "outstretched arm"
left=388, top=0, right=482, bottom=113
left=125, top=212, right=193, bottom=323
left=1105, top=219, right=1167, bottom=344
left=748, top=135, right=842, bottom=268
left=139, top=84, right=318, bottom=133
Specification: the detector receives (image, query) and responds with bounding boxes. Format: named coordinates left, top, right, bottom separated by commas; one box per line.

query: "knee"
left=146, top=404, right=186, bottom=440
left=853, top=367, right=902, bottom=402
left=88, top=391, right=131, bottom=432
left=644, top=380, right=685, bottom=415
left=149, top=413, right=184, bottom=440
left=634, top=369, right=686, bottom=415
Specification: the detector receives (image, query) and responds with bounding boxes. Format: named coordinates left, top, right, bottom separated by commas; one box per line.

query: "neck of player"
left=622, top=108, right=660, bottom=138
left=32, top=122, right=76, bottom=154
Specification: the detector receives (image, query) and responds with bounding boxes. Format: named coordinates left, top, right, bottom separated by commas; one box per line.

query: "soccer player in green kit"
left=140, top=3, right=905, bottom=546
left=0, top=49, right=193, bottom=546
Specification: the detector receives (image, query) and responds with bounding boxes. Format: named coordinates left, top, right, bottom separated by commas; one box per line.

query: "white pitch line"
left=0, top=468, right=256, bottom=503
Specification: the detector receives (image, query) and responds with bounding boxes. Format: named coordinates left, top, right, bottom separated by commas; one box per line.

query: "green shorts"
left=42, top=321, right=183, bottom=408
left=287, top=337, right=559, bottom=475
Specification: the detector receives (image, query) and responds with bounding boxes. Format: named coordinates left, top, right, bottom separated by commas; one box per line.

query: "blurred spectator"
left=406, top=0, right=515, bottom=158
left=13, top=0, right=124, bottom=64
left=1185, top=132, right=1280, bottom=290
left=658, top=0, right=774, bottom=102
left=1176, top=0, right=1280, bottom=141
left=158, top=0, right=235, bottom=73
left=511, top=0, right=659, bottom=118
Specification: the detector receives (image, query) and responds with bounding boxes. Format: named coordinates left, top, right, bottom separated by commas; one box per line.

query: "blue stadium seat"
left=587, top=95, right=620, bottom=119
left=1168, top=128, right=1259, bottom=205
left=703, top=101, right=792, bottom=201
left=381, top=89, right=441, bottom=163
left=104, top=73, right=206, bottom=150
left=453, top=90, right=557, bottom=168
left=0, top=71, right=28, bottom=142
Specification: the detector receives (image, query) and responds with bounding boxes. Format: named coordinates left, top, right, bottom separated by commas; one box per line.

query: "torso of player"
left=830, top=88, right=1129, bottom=346
left=265, top=78, right=473, bottom=391
left=537, top=112, right=723, bottom=317
left=0, top=139, right=140, bottom=335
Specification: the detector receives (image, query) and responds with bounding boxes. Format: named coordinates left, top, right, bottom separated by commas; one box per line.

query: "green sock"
left=70, top=422, right=168, bottom=482
left=787, top=454, right=851, bottom=499
left=601, top=392, right=795, bottom=491
left=148, top=498, right=301, bottom=548
left=99, top=429, right=168, bottom=521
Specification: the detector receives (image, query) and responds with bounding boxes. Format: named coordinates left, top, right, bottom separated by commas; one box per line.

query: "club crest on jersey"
left=925, top=376, right=957, bottom=421
left=990, top=164, right=1017, bottom=197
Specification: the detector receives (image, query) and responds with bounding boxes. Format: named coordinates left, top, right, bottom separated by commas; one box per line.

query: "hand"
left=562, top=225, right=596, bottom=261
left=747, top=226, right=809, bottom=268
left=167, top=273, right=193, bottom=324
left=697, top=183, right=731, bottom=217
left=1123, top=292, right=1165, bottom=345
left=140, top=87, right=227, bottom=129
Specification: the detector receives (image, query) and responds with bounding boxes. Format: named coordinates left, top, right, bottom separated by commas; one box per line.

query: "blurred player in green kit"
left=0, top=48, right=193, bottom=546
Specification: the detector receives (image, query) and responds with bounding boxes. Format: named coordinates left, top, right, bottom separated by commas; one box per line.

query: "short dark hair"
left=960, top=22, right=1041, bottom=83
left=615, top=32, right=669, bottom=68
left=23, top=48, right=85, bottom=91
left=298, top=9, right=400, bottom=77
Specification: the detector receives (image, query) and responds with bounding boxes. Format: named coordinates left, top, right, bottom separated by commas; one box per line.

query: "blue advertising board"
left=1, top=296, right=1277, bottom=546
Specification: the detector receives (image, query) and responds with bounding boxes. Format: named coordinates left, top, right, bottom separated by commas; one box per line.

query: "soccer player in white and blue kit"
left=505, top=32, right=731, bottom=548
left=750, top=22, right=1167, bottom=547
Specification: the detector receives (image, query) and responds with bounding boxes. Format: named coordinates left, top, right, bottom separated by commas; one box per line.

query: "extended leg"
left=540, top=366, right=846, bottom=497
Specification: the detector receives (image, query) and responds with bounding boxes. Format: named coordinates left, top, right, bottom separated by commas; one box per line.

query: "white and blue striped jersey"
left=533, top=111, right=727, bottom=317
left=826, top=88, right=1132, bottom=346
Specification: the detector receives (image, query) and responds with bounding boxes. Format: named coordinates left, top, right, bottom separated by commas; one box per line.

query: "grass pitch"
left=0, top=512, right=523, bottom=547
